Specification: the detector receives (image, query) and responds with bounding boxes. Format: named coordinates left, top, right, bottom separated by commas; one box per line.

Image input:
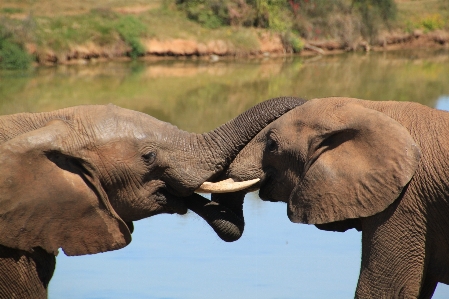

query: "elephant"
left=213, top=97, right=449, bottom=298
left=0, top=97, right=306, bottom=298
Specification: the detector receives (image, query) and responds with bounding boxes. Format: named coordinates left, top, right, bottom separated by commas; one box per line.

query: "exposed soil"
left=29, top=29, right=449, bottom=65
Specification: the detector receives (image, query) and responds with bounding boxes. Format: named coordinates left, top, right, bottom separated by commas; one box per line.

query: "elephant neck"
left=0, top=111, right=65, bottom=144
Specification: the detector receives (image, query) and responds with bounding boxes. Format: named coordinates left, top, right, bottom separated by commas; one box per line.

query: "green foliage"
left=35, top=11, right=118, bottom=51
left=35, top=11, right=147, bottom=57
left=176, top=0, right=227, bottom=29
left=420, top=14, right=445, bottom=31
left=0, top=21, right=32, bottom=70
left=175, top=0, right=400, bottom=45
left=352, top=0, right=397, bottom=41
left=253, top=0, right=292, bottom=31
left=353, top=0, right=397, bottom=22
left=401, top=12, right=445, bottom=33
left=290, top=35, right=304, bottom=52
left=176, top=0, right=292, bottom=30
left=282, top=31, right=304, bottom=53
left=1, top=7, right=24, bottom=14
left=289, top=0, right=348, bottom=39
left=116, top=16, right=147, bottom=58
left=0, top=37, right=32, bottom=70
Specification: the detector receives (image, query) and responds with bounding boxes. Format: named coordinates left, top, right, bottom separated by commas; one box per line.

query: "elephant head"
left=216, top=97, right=421, bottom=231
left=0, top=97, right=305, bottom=257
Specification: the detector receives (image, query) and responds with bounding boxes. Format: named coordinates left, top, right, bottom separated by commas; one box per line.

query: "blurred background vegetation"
left=0, top=0, right=448, bottom=69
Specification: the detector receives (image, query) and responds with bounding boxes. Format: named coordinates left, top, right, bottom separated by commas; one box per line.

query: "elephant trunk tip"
left=184, top=193, right=245, bottom=242
left=211, top=221, right=244, bottom=242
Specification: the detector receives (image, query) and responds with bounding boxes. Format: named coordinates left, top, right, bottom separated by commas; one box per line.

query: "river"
left=1, top=49, right=449, bottom=298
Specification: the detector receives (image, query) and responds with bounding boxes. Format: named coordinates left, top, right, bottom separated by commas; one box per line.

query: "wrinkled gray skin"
left=217, top=97, right=449, bottom=298
left=0, top=97, right=305, bottom=298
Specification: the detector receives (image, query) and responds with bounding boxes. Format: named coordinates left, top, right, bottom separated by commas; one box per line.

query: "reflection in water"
left=1, top=50, right=449, bottom=298
left=2, top=49, right=449, bottom=133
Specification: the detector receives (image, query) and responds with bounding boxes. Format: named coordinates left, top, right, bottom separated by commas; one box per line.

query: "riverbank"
left=1, top=0, right=448, bottom=67
left=28, top=29, right=449, bottom=65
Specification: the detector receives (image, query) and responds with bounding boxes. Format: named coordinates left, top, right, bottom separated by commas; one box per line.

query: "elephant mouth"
left=159, top=177, right=259, bottom=216
left=155, top=189, right=188, bottom=215
left=258, top=171, right=278, bottom=202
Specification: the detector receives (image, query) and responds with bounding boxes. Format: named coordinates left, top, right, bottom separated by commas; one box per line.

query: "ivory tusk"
left=195, top=178, right=260, bottom=194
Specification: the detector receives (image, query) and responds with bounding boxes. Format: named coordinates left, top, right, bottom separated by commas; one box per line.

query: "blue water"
left=435, top=95, right=449, bottom=111
left=50, top=192, right=449, bottom=298
left=50, top=193, right=361, bottom=298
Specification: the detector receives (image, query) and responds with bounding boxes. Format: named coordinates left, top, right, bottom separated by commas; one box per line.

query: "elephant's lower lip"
left=258, top=174, right=274, bottom=201
left=156, top=189, right=188, bottom=215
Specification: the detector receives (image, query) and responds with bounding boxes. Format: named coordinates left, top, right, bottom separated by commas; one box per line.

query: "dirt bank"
left=29, top=30, right=449, bottom=65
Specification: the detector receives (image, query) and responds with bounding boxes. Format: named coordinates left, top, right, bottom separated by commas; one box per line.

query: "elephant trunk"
left=198, top=97, right=306, bottom=181
left=185, top=192, right=246, bottom=242
left=174, top=97, right=306, bottom=241
left=167, top=97, right=306, bottom=194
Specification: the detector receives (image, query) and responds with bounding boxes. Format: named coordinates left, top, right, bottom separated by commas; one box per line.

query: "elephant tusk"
left=195, top=178, right=260, bottom=193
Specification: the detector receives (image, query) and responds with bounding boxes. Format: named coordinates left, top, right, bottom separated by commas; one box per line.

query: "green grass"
left=1, top=7, right=23, bottom=14
left=0, top=0, right=161, bottom=17
left=35, top=10, right=120, bottom=51
left=31, top=7, right=263, bottom=55
left=396, top=0, right=449, bottom=31
left=0, top=37, right=31, bottom=69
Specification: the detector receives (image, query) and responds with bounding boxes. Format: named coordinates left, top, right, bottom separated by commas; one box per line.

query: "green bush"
left=252, top=0, right=292, bottom=31
left=116, top=16, right=147, bottom=58
left=420, top=14, right=445, bottom=31
left=176, top=0, right=228, bottom=29
left=282, top=31, right=304, bottom=53
left=175, top=0, right=397, bottom=44
left=353, top=0, right=397, bottom=22
left=176, top=0, right=293, bottom=30
left=290, top=0, right=347, bottom=39
left=353, top=0, right=397, bottom=41
left=0, top=38, right=32, bottom=70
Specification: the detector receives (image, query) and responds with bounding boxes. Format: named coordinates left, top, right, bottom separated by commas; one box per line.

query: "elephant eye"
left=142, top=152, right=156, bottom=165
left=266, top=138, right=278, bottom=152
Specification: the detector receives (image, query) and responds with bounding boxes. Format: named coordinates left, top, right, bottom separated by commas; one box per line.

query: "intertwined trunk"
left=183, top=97, right=306, bottom=241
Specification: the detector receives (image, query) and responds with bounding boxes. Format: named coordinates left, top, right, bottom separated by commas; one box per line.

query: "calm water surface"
left=1, top=50, right=449, bottom=298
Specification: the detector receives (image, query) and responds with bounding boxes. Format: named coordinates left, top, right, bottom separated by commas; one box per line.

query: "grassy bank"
left=0, top=0, right=448, bottom=68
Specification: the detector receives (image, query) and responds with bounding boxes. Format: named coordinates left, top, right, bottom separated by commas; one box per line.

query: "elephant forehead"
left=93, top=123, right=139, bottom=145
left=92, top=116, right=160, bottom=142
left=289, top=98, right=357, bottom=129
left=97, top=140, right=139, bottom=159
left=93, top=106, right=168, bottom=135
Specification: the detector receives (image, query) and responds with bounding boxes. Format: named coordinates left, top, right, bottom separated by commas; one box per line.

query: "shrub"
left=116, top=16, right=147, bottom=58
left=0, top=22, right=32, bottom=70
left=352, top=0, right=397, bottom=41
left=0, top=37, right=32, bottom=69
left=420, top=14, right=445, bottom=31
left=176, top=0, right=293, bottom=30
left=251, top=0, right=292, bottom=30
left=282, top=31, right=304, bottom=53
left=176, top=0, right=228, bottom=29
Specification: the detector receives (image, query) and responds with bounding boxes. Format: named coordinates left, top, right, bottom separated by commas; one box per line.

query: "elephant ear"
left=287, top=99, right=421, bottom=225
left=0, top=120, right=131, bottom=256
